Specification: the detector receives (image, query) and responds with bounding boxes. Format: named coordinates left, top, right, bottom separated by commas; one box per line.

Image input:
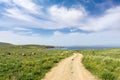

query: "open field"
left=0, top=46, right=73, bottom=80
left=79, top=48, right=120, bottom=80
left=0, top=45, right=120, bottom=80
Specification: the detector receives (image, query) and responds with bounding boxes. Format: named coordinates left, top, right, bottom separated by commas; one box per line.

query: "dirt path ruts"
left=42, top=53, right=96, bottom=80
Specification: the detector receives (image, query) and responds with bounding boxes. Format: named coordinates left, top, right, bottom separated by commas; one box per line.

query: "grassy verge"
left=79, top=48, right=120, bottom=80
left=0, top=47, right=73, bottom=80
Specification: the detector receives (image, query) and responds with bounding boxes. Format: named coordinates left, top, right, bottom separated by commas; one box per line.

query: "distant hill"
left=0, top=42, right=13, bottom=46
left=0, top=42, right=55, bottom=49
left=15, top=44, right=55, bottom=49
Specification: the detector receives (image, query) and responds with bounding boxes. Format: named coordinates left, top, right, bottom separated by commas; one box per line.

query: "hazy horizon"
left=0, top=0, right=120, bottom=46
left=1, top=41, right=120, bottom=47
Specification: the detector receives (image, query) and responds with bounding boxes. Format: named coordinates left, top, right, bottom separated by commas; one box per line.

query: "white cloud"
left=53, top=31, right=63, bottom=36
left=40, top=5, right=120, bottom=31
left=13, top=27, right=31, bottom=31
left=16, top=31, right=33, bottom=35
left=0, top=0, right=9, bottom=3
left=4, top=8, right=33, bottom=21
left=1, top=1, right=120, bottom=46
left=0, top=30, right=120, bottom=46
left=48, top=5, right=86, bottom=25
left=79, top=6, right=120, bottom=31
left=21, top=5, right=87, bottom=30
left=0, top=31, right=41, bottom=44
left=0, top=0, right=120, bottom=32
left=52, top=30, right=120, bottom=46
left=0, top=0, right=41, bottom=14
left=0, top=0, right=43, bottom=22
left=12, top=0, right=41, bottom=14
left=70, top=28, right=78, bottom=32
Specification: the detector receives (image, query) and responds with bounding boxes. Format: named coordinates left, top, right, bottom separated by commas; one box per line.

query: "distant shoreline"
left=48, top=46, right=120, bottom=50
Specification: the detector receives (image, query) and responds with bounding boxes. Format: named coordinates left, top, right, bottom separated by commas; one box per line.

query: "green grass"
left=1, top=46, right=120, bottom=80
left=79, top=48, right=120, bottom=80
left=0, top=46, right=73, bottom=80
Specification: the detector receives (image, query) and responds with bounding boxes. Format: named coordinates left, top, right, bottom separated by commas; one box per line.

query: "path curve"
left=42, top=53, right=96, bottom=80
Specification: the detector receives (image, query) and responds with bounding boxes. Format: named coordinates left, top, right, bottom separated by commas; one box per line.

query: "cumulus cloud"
left=48, top=5, right=86, bottom=25
left=46, top=5, right=120, bottom=32
left=79, top=6, right=120, bottom=31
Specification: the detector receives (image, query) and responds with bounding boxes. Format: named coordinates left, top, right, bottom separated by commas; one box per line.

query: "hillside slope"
left=0, top=42, right=13, bottom=46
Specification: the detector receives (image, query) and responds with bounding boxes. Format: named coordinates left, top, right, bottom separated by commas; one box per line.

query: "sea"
left=48, top=46, right=120, bottom=50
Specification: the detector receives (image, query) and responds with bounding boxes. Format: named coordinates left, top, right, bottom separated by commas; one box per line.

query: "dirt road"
left=42, top=53, right=96, bottom=80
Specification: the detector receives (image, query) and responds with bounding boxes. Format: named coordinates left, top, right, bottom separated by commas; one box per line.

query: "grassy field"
left=0, top=45, right=120, bottom=80
left=0, top=46, right=73, bottom=80
left=79, top=48, right=120, bottom=80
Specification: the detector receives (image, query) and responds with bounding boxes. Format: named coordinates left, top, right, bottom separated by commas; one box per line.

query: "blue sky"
left=0, top=0, right=120, bottom=46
